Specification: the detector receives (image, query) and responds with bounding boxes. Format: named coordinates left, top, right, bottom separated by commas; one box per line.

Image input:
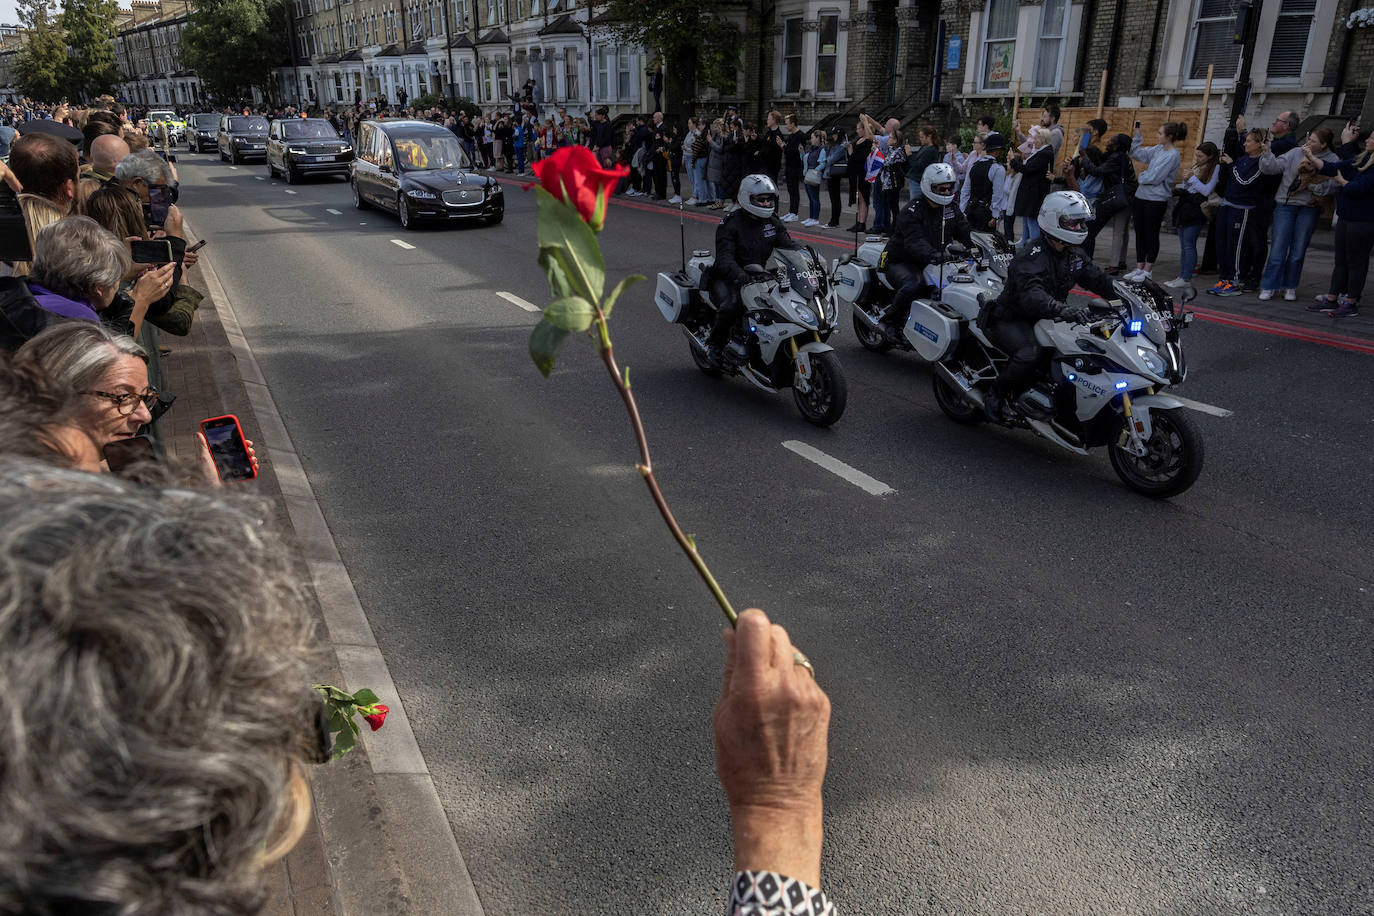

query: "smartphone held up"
left=199, top=414, right=257, bottom=483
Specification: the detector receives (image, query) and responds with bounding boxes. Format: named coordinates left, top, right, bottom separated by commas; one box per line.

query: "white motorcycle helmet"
left=1037, top=190, right=1093, bottom=246
left=920, top=162, right=957, bottom=206
left=737, top=174, right=780, bottom=219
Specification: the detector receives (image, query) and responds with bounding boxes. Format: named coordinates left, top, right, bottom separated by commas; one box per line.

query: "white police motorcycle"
left=654, top=245, right=847, bottom=426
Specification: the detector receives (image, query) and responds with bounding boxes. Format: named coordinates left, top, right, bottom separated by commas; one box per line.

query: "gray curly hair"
left=0, top=458, right=322, bottom=914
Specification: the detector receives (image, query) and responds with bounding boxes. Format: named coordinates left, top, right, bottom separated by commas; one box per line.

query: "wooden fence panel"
left=1050, top=107, right=1202, bottom=182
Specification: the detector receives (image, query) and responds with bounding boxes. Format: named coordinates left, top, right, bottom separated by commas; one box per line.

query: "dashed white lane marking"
left=390, top=239, right=416, bottom=250
left=496, top=290, right=540, bottom=312
left=326, top=208, right=342, bottom=215
left=782, top=441, right=895, bottom=496
left=1171, top=396, right=1233, bottom=418
left=284, top=189, right=298, bottom=195
left=229, top=165, right=238, bottom=170
left=255, top=175, right=265, bottom=180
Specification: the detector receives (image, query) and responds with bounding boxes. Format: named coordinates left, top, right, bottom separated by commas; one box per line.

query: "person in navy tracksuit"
left=1209, top=126, right=1266, bottom=297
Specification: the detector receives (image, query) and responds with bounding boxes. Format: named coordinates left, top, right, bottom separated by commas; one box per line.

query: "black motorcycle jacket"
left=989, top=237, right=1117, bottom=322
left=882, top=194, right=972, bottom=269
left=710, top=209, right=798, bottom=287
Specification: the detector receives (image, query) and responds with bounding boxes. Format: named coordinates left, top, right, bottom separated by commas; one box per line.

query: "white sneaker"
left=1123, top=268, right=1143, bottom=281
left=802, top=218, right=817, bottom=227
left=669, top=195, right=682, bottom=204
left=1258, top=289, right=1275, bottom=301
left=1283, top=289, right=1298, bottom=301
left=1137, top=270, right=1152, bottom=281
left=780, top=213, right=795, bottom=222
left=685, top=198, right=697, bottom=206
left=1163, top=276, right=1189, bottom=288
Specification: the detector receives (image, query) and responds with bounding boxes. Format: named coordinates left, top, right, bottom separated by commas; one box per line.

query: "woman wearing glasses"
left=15, top=321, right=156, bottom=453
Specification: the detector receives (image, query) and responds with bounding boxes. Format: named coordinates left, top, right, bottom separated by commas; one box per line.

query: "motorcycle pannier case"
left=906, top=298, right=962, bottom=362
left=654, top=272, right=693, bottom=323
left=833, top=259, right=873, bottom=304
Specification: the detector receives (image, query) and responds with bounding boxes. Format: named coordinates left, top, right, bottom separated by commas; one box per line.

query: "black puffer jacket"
left=988, top=237, right=1116, bottom=323
left=882, top=195, right=971, bottom=268
left=709, top=209, right=798, bottom=286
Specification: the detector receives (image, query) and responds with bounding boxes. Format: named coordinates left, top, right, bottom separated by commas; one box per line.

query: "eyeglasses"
left=83, top=388, right=159, bottom=415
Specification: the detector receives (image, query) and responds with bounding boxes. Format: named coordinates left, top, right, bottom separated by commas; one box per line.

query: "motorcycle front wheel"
left=1108, top=407, right=1205, bottom=498
left=793, top=351, right=847, bottom=426
left=852, top=310, right=892, bottom=353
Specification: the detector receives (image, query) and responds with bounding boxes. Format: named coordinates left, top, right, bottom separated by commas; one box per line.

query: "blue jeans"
left=1022, top=216, right=1041, bottom=241
left=692, top=157, right=708, bottom=200
left=805, top=182, right=821, bottom=220
left=514, top=144, right=525, bottom=173
left=872, top=184, right=889, bottom=231
left=1261, top=204, right=1319, bottom=291
left=1178, top=223, right=1203, bottom=281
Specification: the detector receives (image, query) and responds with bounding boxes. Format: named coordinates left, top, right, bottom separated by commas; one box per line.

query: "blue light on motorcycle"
left=1127, top=319, right=1142, bottom=335
left=1115, top=380, right=1129, bottom=390
left=1066, top=372, right=1076, bottom=381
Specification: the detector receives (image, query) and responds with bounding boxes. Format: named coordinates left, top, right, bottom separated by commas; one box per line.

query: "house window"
left=816, top=14, right=838, bottom=93
left=1032, top=0, right=1067, bottom=91
left=461, top=59, right=475, bottom=98
left=980, top=0, right=1017, bottom=91
left=782, top=17, right=802, bottom=94
left=617, top=46, right=635, bottom=99
left=594, top=45, right=610, bottom=99
left=563, top=52, right=578, bottom=100
left=1188, top=0, right=1243, bottom=81
left=1268, top=0, right=1316, bottom=79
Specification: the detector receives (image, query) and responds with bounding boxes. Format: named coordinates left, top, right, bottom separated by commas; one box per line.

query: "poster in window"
left=986, top=42, right=1014, bottom=84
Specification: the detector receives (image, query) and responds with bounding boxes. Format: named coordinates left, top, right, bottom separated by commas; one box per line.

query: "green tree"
left=184, top=0, right=287, bottom=102
left=13, top=0, right=68, bottom=102
left=60, top=0, right=122, bottom=99
left=600, top=0, right=741, bottom=108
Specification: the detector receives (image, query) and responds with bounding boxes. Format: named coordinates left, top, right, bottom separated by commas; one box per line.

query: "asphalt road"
left=179, top=152, right=1372, bottom=915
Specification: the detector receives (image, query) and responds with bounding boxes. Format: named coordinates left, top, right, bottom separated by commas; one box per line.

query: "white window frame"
left=594, top=44, right=610, bottom=100
left=616, top=46, right=636, bottom=101
left=979, top=0, right=1018, bottom=92
left=1031, top=0, right=1069, bottom=91
left=781, top=17, right=803, bottom=95
left=816, top=11, right=840, bottom=95
left=1266, top=0, right=1317, bottom=81
left=1184, top=0, right=1243, bottom=86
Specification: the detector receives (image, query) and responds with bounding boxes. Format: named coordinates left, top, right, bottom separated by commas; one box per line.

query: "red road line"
left=496, top=175, right=1372, bottom=356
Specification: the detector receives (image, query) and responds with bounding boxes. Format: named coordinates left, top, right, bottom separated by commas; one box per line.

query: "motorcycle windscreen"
left=777, top=249, right=826, bottom=301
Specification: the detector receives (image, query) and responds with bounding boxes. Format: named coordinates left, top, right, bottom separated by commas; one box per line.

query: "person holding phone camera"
left=1306, top=121, right=1374, bottom=317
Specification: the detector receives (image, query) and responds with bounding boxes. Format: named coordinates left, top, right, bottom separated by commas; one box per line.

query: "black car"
left=217, top=115, right=269, bottom=164
left=266, top=118, right=354, bottom=183
left=350, top=119, right=503, bottom=228
left=186, top=113, right=221, bottom=152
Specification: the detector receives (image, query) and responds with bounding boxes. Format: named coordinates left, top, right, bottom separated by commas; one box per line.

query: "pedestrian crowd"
left=0, top=93, right=840, bottom=916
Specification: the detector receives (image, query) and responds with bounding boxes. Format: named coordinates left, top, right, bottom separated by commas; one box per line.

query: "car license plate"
left=309, top=156, right=327, bottom=162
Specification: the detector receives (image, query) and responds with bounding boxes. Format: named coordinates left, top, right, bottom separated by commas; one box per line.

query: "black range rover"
left=266, top=118, right=354, bottom=183
left=350, top=119, right=503, bottom=229
left=186, top=113, right=221, bottom=152
left=217, top=115, right=269, bottom=164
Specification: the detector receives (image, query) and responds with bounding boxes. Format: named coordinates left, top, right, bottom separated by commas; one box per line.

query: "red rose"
left=530, top=145, right=627, bottom=231
left=363, top=704, right=389, bottom=731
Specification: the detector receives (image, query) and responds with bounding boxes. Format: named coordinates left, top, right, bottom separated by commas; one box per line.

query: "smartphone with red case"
left=199, top=414, right=256, bottom=483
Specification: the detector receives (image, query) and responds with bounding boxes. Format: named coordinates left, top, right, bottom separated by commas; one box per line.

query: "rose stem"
left=592, top=310, right=738, bottom=626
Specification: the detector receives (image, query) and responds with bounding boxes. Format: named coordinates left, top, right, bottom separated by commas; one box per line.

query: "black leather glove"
left=1061, top=304, right=1093, bottom=324
left=744, top=269, right=773, bottom=284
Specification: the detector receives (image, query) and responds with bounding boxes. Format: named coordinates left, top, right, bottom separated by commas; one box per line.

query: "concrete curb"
left=191, top=224, right=485, bottom=916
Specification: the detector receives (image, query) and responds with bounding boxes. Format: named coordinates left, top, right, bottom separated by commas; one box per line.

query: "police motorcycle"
left=925, top=272, right=1202, bottom=498
left=654, top=243, right=848, bottom=426
left=835, top=229, right=1013, bottom=353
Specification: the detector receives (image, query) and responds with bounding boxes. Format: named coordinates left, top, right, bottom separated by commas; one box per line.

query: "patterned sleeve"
left=729, top=870, right=836, bottom=916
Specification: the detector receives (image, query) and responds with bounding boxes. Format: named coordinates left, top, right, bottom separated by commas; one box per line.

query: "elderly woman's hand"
left=196, top=433, right=257, bottom=486
left=162, top=203, right=184, bottom=238
left=714, top=608, right=830, bottom=887
left=130, top=261, right=176, bottom=312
